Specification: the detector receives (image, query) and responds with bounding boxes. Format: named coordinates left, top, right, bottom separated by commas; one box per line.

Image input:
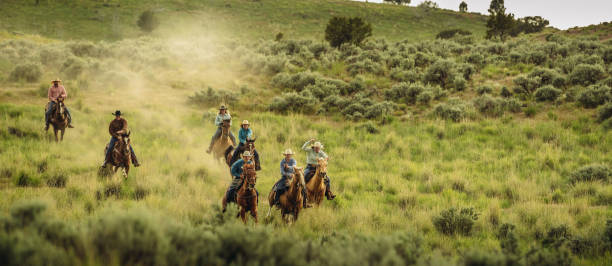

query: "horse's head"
left=293, top=167, right=305, bottom=188
left=221, top=119, right=231, bottom=136
left=317, top=158, right=328, bottom=176
left=120, top=131, right=131, bottom=153
left=242, top=163, right=257, bottom=189
left=246, top=137, right=256, bottom=151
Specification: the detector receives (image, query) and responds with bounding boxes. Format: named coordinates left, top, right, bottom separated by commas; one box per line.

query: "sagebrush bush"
left=570, top=164, right=611, bottom=183
left=384, top=82, right=424, bottom=104
left=473, top=95, right=506, bottom=117
left=137, top=10, right=160, bottom=33
left=476, top=85, right=493, bottom=95
left=424, top=59, right=457, bottom=88
left=453, top=76, right=466, bottom=91
left=268, top=91, right=316, bottom=114
left=577, top=84, right=611, bottom=108
left=432, top=207, right=479, bottom=236
left=500, top=87, right=512, bottom=98
left=433, top=99, right=467, bottom=122
left=497, top=223, right=519, bottom=255
left=45, top=174, right=67, bottom=188
left=188, top=87, right=239, bottom=107
left=534, top=85, right=562, bottom=102
left=570, top=64, right=605, bottom=86
left=9, top=63, right=42, bottom=82
left=597, top=102, right=612, bottom=122
left=271, top=71, right=321, bottom=91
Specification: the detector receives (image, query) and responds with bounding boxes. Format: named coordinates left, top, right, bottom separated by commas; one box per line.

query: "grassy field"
left=0, top=0, right=487, bottom=41
left=1, top=0, right=612, bottom=265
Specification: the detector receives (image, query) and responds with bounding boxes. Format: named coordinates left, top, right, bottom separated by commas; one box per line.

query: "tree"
left=137, top=10, right=159, bottom=33
left=324, top=17, right=372, bottom=48
left=418, top=1, right=439, bottom=9
left=459, top=1, right=468, bottom=12
left=486, top=0, right=515, bottom=41
left=383, top=0, right=411, bottom=5
left=515, top=16, right=549, bottom=34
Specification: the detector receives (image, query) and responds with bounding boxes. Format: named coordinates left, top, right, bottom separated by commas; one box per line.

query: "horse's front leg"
left=251, top=203, right=258, bottom=224
left=60, top=129, right=65, bottom=142
left=54, top=129, right=59, bottom=142
left=240, top=208, right=247, bottom=223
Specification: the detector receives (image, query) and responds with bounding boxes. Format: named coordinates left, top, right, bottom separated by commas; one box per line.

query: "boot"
left=302, top=190, right=312, bottom=208
left=132, top=154, right=141, bottom=167
left=326, top=189, right=336, bottom=200
left=206, top=143, right=213, bottom=154
left=67, top=123, right=74, bottom=128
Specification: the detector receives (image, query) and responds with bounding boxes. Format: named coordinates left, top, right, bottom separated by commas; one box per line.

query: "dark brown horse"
left=267, top=167, right=305, bottom=223
left=306, top=158, right=327, bottom=205
left=224, top=137, right=258, bottom=169
left=103, top=132, right=132, bottom=179
left=46, top=98, right=68, bottom=142
left=222, top=163, right=258, bottom=223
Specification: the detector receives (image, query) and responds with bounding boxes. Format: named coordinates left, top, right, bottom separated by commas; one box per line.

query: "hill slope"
left=0, top=0, right=488, bottom=41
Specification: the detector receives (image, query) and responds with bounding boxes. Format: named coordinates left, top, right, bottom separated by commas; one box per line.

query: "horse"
left=224, top=137, right=260, bottom=170
left=46, top=98, right=68, bottom=142
left=103, top=132, right=132, bottom=179
left=222, top=163, right=258, bottom=223
left=212, top=119, right=233, bottom=161
left=306, top=158, right=327, bottom=205
left=267, top=167, right=305, bottom=223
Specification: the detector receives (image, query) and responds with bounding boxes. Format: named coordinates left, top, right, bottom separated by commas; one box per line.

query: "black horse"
left=224, top=138, right=261, bottom=171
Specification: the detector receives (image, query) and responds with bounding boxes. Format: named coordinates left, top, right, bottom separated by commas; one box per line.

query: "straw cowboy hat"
left=312, top=142, right=323, bottom=149
left=282, top=149, right=295, bottom=155
left=242, top=151, right=253, bottom=157
left=51, top=78, right=62, bottom=83
left=241, top=120, right=250, bottom=125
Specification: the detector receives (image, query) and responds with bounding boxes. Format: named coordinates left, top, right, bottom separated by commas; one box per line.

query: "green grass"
left=0, top=0, right=488, bottom=41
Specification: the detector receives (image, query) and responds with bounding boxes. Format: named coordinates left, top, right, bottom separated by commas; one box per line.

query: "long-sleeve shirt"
left=48, top=85, right=67, bottom=101
left=238, top=128, right=253, bottom=144
left=109, top=118, right=128, bottom=138
left=302, top=140, right=328, bottom=165
left=214, top=113, right=232, bottom=127
left=280, top=158, right=297, bottom=177
left=231, top=158, right=254, bottom=178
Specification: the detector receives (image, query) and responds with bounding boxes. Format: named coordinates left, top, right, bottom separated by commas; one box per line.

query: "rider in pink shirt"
left=45, top=78, right=74, bottom=130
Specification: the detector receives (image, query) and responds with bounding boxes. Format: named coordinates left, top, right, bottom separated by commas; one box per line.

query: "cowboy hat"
left=242, top=151, right=253, bottom=157
left=241, top=120, right=249, bottom=125
left=312, top=142, right=323, bottom=149
left=51, top=78, right=62, bottom=83
left=219, top=105, right=227, bottom=110
left=112, top=110, right=122, bottom=116
left=282, top=149, right=294, bottom=155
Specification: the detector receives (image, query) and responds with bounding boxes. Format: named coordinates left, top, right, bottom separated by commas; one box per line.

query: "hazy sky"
left=354, top=0, right=612, bottom=29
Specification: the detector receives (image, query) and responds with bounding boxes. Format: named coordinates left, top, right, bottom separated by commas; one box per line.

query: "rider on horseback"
left=230, top=120, right=261, bottom=170
left=101, top=110, right=141, bottom=167
left=206, top=105, right=237, bottom=154
left=226, top=151, right=255, bottom=203
left=272, top=149, right=311, bottom=208
left=45, top=78, right=73, bottom=130
left=302, top=139, right=336, bottom=200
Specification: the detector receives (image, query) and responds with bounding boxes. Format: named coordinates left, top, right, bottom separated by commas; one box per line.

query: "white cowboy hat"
left=282, top=149, right=294, bottom=155
left=242, top=151, right=252, bottom=157
left=313, top=142, right=323, bottom=149
left=241, top=120, right=249, bottom=125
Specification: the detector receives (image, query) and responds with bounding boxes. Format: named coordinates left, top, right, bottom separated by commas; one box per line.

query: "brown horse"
left=222, top=163, right=258, bottom=223
left=46, top=98, right=68, bottom=142
left=103, top=132, right=132, bottom=179
left=267, top=167, right=305, bottom=223
left=212, top=119, right=233, bottom=161
left=306, top=158, right=327, bottom=205
left=224, top=138, right=259, bottom=170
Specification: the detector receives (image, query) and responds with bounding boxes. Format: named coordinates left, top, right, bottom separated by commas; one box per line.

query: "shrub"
left=500, top=87, right=512, bottom=98
left=577, top=84, right=611, bottom=108
left=269, top=91, right=317, bottom=114
left=473, top=94, right=506, bottom=117
left=497, top=223, right=519, bottom=255
left=188, top=87, right=239, bottom=107
left=15, top=171, right=40, bottom=187
left=137, top=10, right=159, bottom=33
left=570, top=164, right=610, bottom=183
left=10, top=200, right=47, bottom=226
left=436, top=29, right=472, bottom=39
left=45, top=174, right=67, bottom=188
left=356, top=121, right=380, bottom=134
left=597, top=102, right=612, bottom=122
left=384, top=82, right=424, bottom=104
left=364, top=101, right=395, bottom=119
left=570, top=64, right=605, bottom=86
left=459, top=63, right=475, bottom=80
left=271, top=71, right=321, bottom=91
left=61, top=56, right=86, bottom=79
left=504, top=98, right=522, bottom=113
left=433, top=99, right=467, bottom=122
left=534, top=85, right=562, bottom=102
left=476, top=85, right=493, bottom=95
left=9, top=63, right=42, bottom=82
left=432, top=207, right=479, bottom=236
left=424, top=59, right=457, bottom=88
left=324, top=16, right=372, bottom=48
left=525, top=246, right=574, bottom=266
left=417, top=90, right=433, bottom=105
left=453, top=76, right=467, bottom=91
left=347, top=59, right=383, bottom=76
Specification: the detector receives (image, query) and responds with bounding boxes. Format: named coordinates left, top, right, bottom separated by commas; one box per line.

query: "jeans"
left=209, top=127, right=236, bottom=146
left=46, top=101, right=72, bottom=125
left=104, top=137, right=137, bottom=163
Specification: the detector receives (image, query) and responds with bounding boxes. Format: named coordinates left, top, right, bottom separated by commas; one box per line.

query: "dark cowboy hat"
left=112, top=110, right=122, bottom=116
left=219, top=105, right=227, bottom=110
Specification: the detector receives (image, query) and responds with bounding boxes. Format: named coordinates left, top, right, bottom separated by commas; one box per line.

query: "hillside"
left=1, top=0, right=612, bottom=265
left=0, top=0, right=488, bottom=41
